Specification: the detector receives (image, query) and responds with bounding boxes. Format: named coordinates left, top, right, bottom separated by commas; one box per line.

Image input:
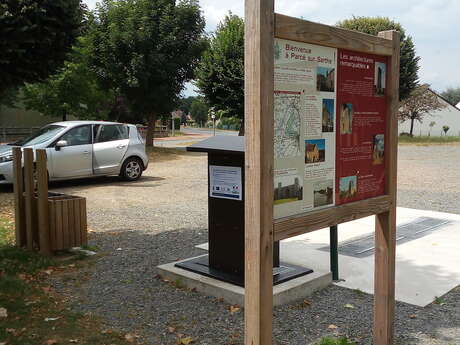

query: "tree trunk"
left=409, top=117, right=415, bottom=137
left=238, top=119, right=244, bottom=136
left=146, top=115, right=156, bottom=147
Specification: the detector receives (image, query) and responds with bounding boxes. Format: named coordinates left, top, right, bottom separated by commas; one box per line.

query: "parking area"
left=1, top=144, right=459, bottom=345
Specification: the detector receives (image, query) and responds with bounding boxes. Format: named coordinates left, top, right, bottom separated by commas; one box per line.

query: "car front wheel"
left=121, top=157, right=143, bottom=181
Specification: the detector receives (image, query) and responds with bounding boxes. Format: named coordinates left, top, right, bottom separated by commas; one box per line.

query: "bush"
left=217, top=116, right=241, bottom=130
left=173, top=118, right=181, bottom=130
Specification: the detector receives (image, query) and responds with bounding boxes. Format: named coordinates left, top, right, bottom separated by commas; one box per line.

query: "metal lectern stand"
left=175, top=136, right=312, bottom=287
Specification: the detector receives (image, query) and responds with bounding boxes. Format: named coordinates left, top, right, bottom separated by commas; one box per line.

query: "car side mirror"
left=55, top=140, right=68, bottom=151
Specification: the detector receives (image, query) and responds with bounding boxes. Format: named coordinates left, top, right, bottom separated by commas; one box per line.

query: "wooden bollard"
left=23, top=148, right=35, bottom=250
left=12, top=147, right=26, bottom=247
left=36, top=149, right=51, bottom=256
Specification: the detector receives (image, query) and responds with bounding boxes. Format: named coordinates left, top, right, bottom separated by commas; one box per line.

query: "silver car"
left=0, top=121, right=149, bottom=184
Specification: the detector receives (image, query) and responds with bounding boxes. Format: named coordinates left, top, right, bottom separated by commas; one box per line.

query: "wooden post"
left=23, top=148, right=35, bottom=250
left=374, top=30, right=400, bottom=345
left=12, top=147, right=26, bottom=247
left=36, top=149, right=51, bottom=255
left=244, top=0, right=275, bottom=345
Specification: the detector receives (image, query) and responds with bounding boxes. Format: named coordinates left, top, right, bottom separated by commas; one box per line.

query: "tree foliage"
left=22, top=37, right=114, bottom=121
left=398, top=84, right=446, bottom=136
left=441, top=87, right=460, bottom=106
left=189, top=96, right=209, bottom=125
left=89, top=0, right=206, bottom=145
left=195, top=13, right=244, bottom=132
left=0, top=0, right=83, bottom=98
left=178, top=96, right=196, bottom=114
left=337, top=16, right=420, bottom=100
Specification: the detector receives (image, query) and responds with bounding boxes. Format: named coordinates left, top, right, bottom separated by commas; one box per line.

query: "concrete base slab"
left=282, top=207, right=460, bottom=307
left=157, top=255, right=332, bottom=306
left=196, top=207, right=460, bottom=307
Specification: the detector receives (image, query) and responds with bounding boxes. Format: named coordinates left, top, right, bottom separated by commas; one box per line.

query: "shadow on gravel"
left=0, top=176, right=166, bottom=194
left=50, top=175, right=165, bottom=190
left=0, top=185, right=13, bottom=193
left=57, top=227, right=459, bottom=345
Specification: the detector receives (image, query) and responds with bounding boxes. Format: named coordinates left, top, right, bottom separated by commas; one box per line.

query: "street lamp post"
left=211, top=113, right=216, bottom=136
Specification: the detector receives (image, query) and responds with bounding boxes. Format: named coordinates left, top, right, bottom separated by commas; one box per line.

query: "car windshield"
left=13, top=125, right=65, bottom=146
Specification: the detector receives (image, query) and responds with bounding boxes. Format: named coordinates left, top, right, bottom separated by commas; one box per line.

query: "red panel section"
left=336, top=49, right=389, bottom=205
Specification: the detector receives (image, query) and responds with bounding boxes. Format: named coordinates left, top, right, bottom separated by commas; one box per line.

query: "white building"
left=399, top=90, right=460, bottom=136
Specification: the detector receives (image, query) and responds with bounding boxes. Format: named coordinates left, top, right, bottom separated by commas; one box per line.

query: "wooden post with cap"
left=374, top=29, right=400, bottom=345
left=244, top=0, right=275, bottom=344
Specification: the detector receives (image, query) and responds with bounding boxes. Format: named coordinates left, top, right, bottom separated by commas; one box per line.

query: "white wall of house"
left=399, top=95, right=460, bottom=136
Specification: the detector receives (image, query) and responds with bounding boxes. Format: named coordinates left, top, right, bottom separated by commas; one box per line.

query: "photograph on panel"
left=313, top=179, right=334, bottom=207
left=340, top=103, right=353, bottom=134
left=374, top=62, right=386, bottom=96
left=372, top=134, right=385, bottom=165
left=305, top=139, right=326, bottom=164
left=316, top=67, right=335, bottom=92
left=274, top=168, right=303, bottom=205
left=339, top=175, right=358, bottom=200
left=322, top=98, right=335, bottom=132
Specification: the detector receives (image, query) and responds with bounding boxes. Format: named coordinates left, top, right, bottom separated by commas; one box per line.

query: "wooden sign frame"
left=244, top=2, right=400, bottom=345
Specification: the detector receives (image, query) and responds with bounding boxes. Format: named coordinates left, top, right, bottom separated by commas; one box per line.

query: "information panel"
left=209, top=165, right=242, bottom=200
left=273, top=39, right=387, bottom=219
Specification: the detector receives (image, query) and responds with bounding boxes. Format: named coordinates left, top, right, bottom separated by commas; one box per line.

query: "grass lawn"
left=0, top=215, right=143, bottom=345
left=399, top=135, right=460, bottom=145
left=274, top=198, right=299, bottom=205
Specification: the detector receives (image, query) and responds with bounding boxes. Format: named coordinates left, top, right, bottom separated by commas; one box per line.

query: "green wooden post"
left=330, top=225, right=339, bottom=281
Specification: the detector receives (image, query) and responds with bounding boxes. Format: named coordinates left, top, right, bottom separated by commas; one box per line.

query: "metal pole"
left=213, top=118, right=216, bottom=136
left=330, top=225, right=339, bottom=281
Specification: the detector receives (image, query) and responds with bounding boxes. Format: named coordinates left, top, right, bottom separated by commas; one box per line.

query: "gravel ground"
left=398, top=144, right=460, bottom=215
left=2, top=145, right=459, bottom=344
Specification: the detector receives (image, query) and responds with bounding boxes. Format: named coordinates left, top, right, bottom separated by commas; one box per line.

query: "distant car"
left=0, top=121, right=149, bottom=184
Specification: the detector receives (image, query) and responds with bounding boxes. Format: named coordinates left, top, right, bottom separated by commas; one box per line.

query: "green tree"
left=337, top=16, right=420, bottom=100
left=442, top=125, right=450, bottom=136
left=441, top=87, right=460, bottom=106
left=195, top=13, right=245, bottom=134
left=0, top=0, right=83, bottom=99
left=89, top=0, right=207, bottom=146
left=428, top=121, right=436, bottom=136
left=189, top=97, right=209, bottom=126
left=178, top=96, right=197, bottom=115
left=398, top=84, right=446, bottom=136
left=22, top=37, right=115, bottom=121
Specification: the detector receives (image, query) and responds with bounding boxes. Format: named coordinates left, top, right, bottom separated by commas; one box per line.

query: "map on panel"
left=274, top=91, right=302, bottom=159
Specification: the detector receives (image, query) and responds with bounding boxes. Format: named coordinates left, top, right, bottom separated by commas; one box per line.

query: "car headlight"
left=0, top=155, right=13, bottom=163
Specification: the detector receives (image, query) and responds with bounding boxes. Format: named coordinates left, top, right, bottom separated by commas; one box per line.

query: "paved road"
left=154, top=127, right=239, bottom=148
left=181, top=127, right=238, bottom=136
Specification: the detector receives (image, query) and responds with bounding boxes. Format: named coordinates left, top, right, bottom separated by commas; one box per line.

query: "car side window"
left=96, top=125, right=129, bottom=143
left=59, top=125, right=91, bottom=146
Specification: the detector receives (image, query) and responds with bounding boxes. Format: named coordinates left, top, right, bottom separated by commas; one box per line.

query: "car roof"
left=51, top=120, right=128, bottom=127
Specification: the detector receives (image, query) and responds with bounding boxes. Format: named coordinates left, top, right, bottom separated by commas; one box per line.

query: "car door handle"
left=117, top=145, right=126, bottom=149
left=83, top=151, right=90, bottom=154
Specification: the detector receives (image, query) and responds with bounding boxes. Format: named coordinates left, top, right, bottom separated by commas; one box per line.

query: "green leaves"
left=441, top=87, right=460, bottom=106
left=195, top=13, right=244, bottom=123
left=0, top=0, right=83, bottom=95
left=22, top=37, right=114, bottom=120
left=88, top=0, right=206, bottom=120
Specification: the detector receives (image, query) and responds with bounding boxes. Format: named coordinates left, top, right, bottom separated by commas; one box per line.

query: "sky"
left=83, top=0, right=460, bottom=97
